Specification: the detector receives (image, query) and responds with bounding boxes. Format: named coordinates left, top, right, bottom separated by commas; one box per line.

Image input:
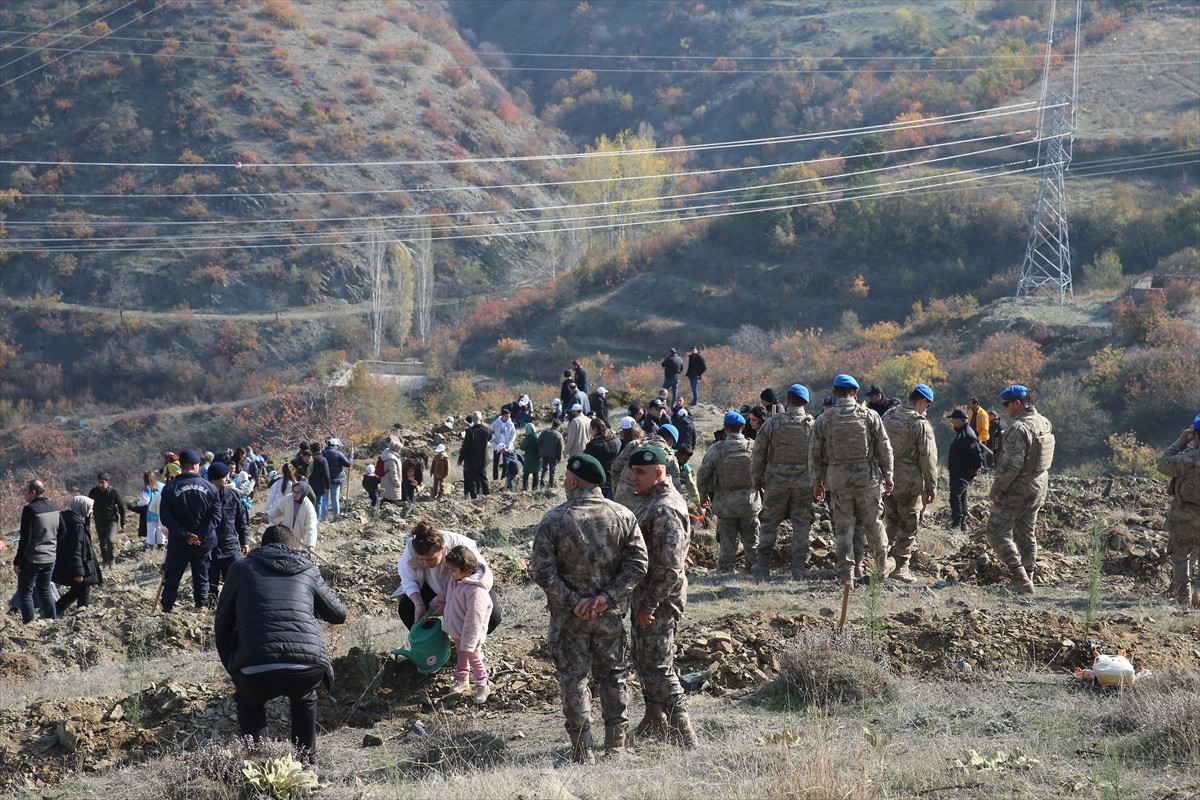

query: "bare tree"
left=365, top=224, right=390, bottom=357
left=412, top=219, right=433, bottom=340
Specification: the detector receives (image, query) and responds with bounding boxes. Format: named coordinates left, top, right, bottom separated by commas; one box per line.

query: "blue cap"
left=787, top=384, right=810, bottom=403
left=1193, top=414, right=1200, bottom=431
left=914, top=383, right=934, bottom=403
left=833, top=374, right=859, bottom=390
left=724, top=411, right=746, bottom=426
left=659, top=424, right=679, bottom=443
left=1000, top=384, right=1029, bottom=402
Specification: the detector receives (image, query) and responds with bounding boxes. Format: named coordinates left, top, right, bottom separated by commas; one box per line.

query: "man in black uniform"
left=206, top=461, right=249, bottom=602
left=947, top=409, right=983, bottom=531
left=159, top=448, right=221, bottom=612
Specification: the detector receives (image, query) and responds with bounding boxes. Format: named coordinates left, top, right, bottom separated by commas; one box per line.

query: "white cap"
left=327, top=437, right=341, bottom=447
left=445, top=416, right=455, bottom=425
left=365, top=464, right=375, bottom=475
left=620, top=416, right=635, bottom=430
left=597, top=386, right=607, bottom=395
left=435, top=444, right=446, bottom=453
left=552, top=398, right=562, bottom=405
left=676, top=408, right=688, bottom=418
left=570, top=403, right=583, bottom=412
left=518, top=395, right=530, bottom=406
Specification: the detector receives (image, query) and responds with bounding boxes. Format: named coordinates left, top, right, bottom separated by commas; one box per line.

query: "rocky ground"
left=1, top=413, right=1198, bottom=798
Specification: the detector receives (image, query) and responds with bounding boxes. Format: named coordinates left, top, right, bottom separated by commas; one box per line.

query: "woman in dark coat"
left=584, top=417, right=622, bottom=500
left=54, top=495, right=103, bottom=613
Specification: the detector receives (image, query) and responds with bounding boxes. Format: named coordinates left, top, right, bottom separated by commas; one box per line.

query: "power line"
left=0, top=0, right=137, bottom=69
left=1, top=37, right=1193, bottom=77
left=0, top=2, right=106, bottom=54
left=0, top=100, right=1045, bottom=170
left=4, top=25, right=1196, bottom=64
left=3, top=129, right=1036, bottom=230
left=0, top=2, right=164, bottom=89
left=6, top=148, right=1192, bottom=255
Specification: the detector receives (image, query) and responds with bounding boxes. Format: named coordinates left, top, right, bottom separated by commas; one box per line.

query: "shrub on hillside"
left=760, top=629, right=893, bottom=710
left=961, top=332, right=1046, bottom=396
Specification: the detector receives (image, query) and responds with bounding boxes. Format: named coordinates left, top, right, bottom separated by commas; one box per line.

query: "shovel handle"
left=837, top=580, right=851, bottom=633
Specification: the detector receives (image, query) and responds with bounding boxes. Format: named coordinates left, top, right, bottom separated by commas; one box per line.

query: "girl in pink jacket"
left=441, top=545, right=494, bottom=704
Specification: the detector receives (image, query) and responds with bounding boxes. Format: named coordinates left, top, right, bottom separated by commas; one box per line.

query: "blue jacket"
left=160, top=473, right=219, bottom=554
left=322, top=447, right=353, bottom=483
left=213, top=485, right=249, bottom=560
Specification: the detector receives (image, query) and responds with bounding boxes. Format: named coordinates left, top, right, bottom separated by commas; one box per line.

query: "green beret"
left=630, top=445, right=668, bottom=466
left=565, top=452, right=605, bottom=485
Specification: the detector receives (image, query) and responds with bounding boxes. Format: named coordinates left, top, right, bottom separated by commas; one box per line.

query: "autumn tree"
left=961, top=332, right=1046, bottom=396
left=568, top=124, right=671, bottom=253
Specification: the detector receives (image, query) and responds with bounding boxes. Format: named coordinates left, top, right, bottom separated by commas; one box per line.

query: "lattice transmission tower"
left=1016, top=0, right=1081, bottom=304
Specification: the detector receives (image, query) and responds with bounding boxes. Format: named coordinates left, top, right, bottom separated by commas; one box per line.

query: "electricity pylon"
left=1016, top=92, right=1074, bottom=303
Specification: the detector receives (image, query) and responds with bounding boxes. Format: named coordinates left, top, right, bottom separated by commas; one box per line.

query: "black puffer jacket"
left=52, top=510, right=102, bottom=587
left=584, top=434, right=622, bottom=491
left=214, top=544, right=347, bottom=687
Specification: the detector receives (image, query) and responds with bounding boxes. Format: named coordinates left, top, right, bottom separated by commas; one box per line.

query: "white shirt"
left=394, top=530, right=485, bottom=598
left=489, top=416, right=517, bottom=452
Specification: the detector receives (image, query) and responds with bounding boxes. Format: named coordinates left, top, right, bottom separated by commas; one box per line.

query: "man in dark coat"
left=572, top=360, right=589, bottom=395
left=88, top=472, right=126, bottom=567
left=159, top=448, right=221, bottom=612
left=684, top=347, right=706, bottom=406
left=306, top=441, right=331, bottom=520
left=661, top=349, right=685, bottom=406
left=15, top=479, right=65, bottom=623
left=590, top=386, right=609, bottom=424
left=215, top=524, right=346, bottom=764
left=947, top=409, right=984, bottom=531
left=458, top=412, right=492, bottom=499
left=206, top=461, right=249, bottom=602
left=672, top=407, right=696, bottom=451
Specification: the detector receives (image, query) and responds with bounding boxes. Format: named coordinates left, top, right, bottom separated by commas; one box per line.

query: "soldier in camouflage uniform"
left=532, top=453, right=649, bottom=763
left=809, top=374, right=894, bottom=584
left=613, top=426, right=682, bottom=511
left=881, top=384, right=938, bottom=583
left=751, top=384, right=816, bottom=580
left=627, top=445, right=696, bottom=748
left=1156, top=415, right=1200, bottom=607
left=696, top=411, right=761, bottom=573
left=986, top=384, right=1055, bottom=595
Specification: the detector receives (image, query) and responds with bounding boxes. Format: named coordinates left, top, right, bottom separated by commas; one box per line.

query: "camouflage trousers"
left=1166, top=499, right=1200, bottom=589
left=757, top=484, right=813, bottom=569
left=547, top=614, right=629, bottom=735
left=716, top=514, right=759, bottom=572
left=883, top=491, right=923, bottom=564
left=829, top=486, right=886, bottom=581
left=631, top=613, right=685, bottom=710
left=985, top=483, right=1047, bottom=570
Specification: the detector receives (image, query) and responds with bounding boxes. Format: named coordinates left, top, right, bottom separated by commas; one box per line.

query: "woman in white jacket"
left=262, top=464, right=297, bottom=524
left=280, top=480, right=319, bottom=551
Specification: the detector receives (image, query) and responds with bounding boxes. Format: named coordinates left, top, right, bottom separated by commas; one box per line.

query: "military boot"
left=1009, top=565, right=1035, bottom=595
left=1173, top=582, right=1192, bottom=607
left=569, top=728, right=595, bottom=764
left=604, top=724, right=630, bottom=757
left=852, top=562, right=865, bottom=581
left=889, top=558, right=916, bottom=583
left=665, top=705, right=697, bottom=749
left=752, top=551, right=771, bottom=582
left=634, top=703, right=667, bottom=741
left=1191, top=585, right=1200, bottom=609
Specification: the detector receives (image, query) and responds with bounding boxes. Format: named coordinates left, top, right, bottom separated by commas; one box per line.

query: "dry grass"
left=761, top=629, right=893, bottom=711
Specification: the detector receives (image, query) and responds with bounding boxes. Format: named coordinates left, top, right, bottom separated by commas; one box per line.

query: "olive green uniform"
left=696, top=432, right=761, bottom=572
left=985, top=406, right=1054, bottom=572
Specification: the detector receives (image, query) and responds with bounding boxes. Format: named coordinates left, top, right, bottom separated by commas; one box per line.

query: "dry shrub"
left=415, top=721, right=507, bottom=774
left=1130, top=673, right=1200, bottom=763
left=763, top=629, right=893, bottom=709
left=152, top=736, right=297, bottom=800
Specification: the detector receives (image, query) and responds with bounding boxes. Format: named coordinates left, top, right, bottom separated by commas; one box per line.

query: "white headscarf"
left=70, top=495, right=94, bottom=517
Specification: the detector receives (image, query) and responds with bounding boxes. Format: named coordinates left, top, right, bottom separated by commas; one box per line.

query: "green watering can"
left=392, top=611, right=451, bottom=674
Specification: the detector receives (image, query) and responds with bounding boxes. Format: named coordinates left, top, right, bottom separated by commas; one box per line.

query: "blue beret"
left=724, top=411, right=746, bottom=426
left=1000, top=384, right=1029, bottom=402
left=631, top=445, right=668, bottom=466
left=914, top=383, right=934, bottom=403
left=659, top=424, right=679, bottom=442
left=207, top=461, right=230, bottom=480
left=833, top=374, right=859, bottom=390
left=787, top=384, right=810, bottom=403
left=1193, top=414, right=1200, bottom=431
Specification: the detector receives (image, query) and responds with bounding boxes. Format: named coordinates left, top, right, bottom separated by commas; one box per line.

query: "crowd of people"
left=10, top=350, right=1199, bottom=765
